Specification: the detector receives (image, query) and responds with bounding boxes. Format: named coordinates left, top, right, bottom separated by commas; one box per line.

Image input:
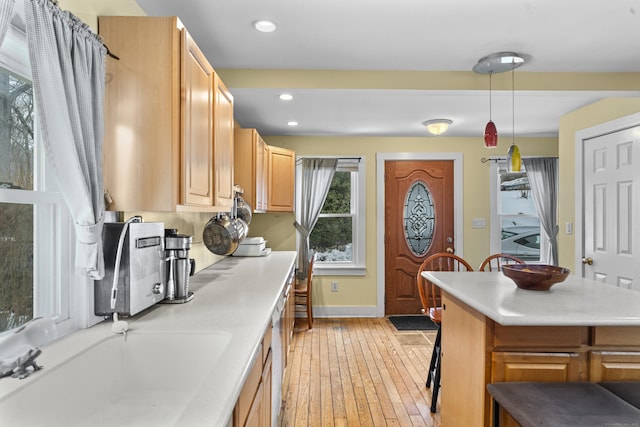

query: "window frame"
left=295, top=156, right=366, bottom=276
left=0, top=21, right=86, bottom=338
left=489, top=157, right=549, bottom=264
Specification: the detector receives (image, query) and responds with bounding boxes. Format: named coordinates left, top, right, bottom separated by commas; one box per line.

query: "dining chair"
left=478, top=253, right=524, bottom=272
left=417, top=252, right=474, bottom=413
left=294, top=252, right=316, bottom=330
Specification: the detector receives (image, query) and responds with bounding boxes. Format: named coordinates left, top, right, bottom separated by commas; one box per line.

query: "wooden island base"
left=440, top=292, right=640, bottom=427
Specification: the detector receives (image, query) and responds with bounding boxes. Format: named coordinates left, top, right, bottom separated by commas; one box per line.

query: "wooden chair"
left=417, top=252, right=473, bottom=413
left=478, top=253, right=524, bottom=272
left=295, top=252, right=316, bottom=330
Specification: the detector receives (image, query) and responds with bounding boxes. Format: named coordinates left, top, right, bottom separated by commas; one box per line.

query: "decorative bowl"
left=502, top=264, right=570, bottom=291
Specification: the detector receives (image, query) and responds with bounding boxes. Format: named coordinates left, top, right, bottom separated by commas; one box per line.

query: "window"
left=0, top=23, right=76, bottom=336
left=490, top=159, right=547, bottom=263
left=297, top=157, right=365, bottom=275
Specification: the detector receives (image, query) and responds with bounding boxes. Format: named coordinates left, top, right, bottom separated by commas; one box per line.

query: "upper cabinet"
left=267, top=145, right=295, bottom=213
left=99, top=16, right=233, bottom=212
left=234, top=126, right=268, bottom=213
left=234, top=126, right=295, bottom=213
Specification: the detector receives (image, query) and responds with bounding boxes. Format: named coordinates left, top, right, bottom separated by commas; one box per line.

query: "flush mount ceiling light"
left=287, top=121, right=298, bottom=127
left=279, top=93, right=293, bottom=101
left=472, top=51, right=525, bottom=75
left=253, top=20, right=277, bottom=33
left=422, top=119, right=452, bottom=136
left=473, top=52, right=525, bottom=149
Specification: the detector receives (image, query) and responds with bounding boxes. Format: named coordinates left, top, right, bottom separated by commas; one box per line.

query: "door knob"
left=446, top=247, right=454, bottom=254
left=582, top=257, right=593, bottom=265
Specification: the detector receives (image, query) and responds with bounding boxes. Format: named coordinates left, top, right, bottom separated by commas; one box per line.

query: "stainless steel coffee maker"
left=163, top=229, right=196, bottom=303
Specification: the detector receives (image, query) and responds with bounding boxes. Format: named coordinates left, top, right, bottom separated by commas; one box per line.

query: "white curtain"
left=523, top=157, right=559, bottom=265
left=294, top=158, right=337, bottom=278
left=25, top=0, right=106, bottom=279
left=0, top=0, right=14, bottom=48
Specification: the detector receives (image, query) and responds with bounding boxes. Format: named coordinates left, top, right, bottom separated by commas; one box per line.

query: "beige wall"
left=248, top=135, right=558, bottom=310
left=64, top=0, right=640, bottom=311
left=557, top=98, right=640, bottom=270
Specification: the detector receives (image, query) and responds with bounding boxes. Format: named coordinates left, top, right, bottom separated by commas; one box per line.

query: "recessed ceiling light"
left=253, top=20, right=276, bottom=33
left=287, top=121, right=298, bottom=127
left=279, top=93, right=293, bottom=101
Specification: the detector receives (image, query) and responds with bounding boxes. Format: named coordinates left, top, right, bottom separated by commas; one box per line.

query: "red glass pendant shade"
left=484, top=120, right=498, bottom=148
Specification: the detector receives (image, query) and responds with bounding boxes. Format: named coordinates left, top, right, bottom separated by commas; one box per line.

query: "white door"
left=583, top=126, right=640, bottom=289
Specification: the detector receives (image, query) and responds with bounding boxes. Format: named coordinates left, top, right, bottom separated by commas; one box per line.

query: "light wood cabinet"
left=234, top=126, right=268, bottom=213
left=591, top=351, right=640, bottom=381
left=213, top=75, right=235, bottom=209
left=181, top=28, right=214, bottom=207
left=99, top=16, right=233, bottom=212
left=234, top=325, right=272, bottom=427
left=267, top=145, right=295, bottom=212
left=492, top=351, right=585, bottom=383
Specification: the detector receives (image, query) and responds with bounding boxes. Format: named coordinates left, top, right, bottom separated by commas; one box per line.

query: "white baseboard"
left=307, top=306, right=380, bottom=318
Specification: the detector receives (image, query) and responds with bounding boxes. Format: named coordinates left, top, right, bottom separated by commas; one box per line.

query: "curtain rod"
left=295, top=156, right=362, bottom=164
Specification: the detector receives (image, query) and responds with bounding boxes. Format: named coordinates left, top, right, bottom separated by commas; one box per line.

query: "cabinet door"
left=267, top=146, right=295, bottom=212
left=591, top=351, right=640, bottom=381
left=492, top=351, right=586, bottom=383
left=181, top=28, right=214, bottom=207
left=255, top=135, right=268, bottom=212
left=100, top=16, right=181, bottom=211
left=213, top=74, right=234, bottom=209
left=233, top=127, right=267, bottom=213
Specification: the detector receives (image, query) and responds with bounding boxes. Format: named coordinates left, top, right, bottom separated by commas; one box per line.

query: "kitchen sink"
left=0, top=330, right=231, bottom=426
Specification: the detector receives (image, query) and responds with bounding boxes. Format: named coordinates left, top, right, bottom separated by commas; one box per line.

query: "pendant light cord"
left=489, top=72, right=493, bottom=120
left=511, top=64, right=515, bottom=146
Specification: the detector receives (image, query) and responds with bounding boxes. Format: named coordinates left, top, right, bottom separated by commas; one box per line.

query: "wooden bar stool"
left=294, top=252, right=315, bottom=329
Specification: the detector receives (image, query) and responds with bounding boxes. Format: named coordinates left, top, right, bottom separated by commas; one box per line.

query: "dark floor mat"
left=388, top=315, right=438, bottom=331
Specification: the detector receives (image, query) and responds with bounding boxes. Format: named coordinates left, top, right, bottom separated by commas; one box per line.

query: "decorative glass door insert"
left=403, top=181, right=435, bottom=256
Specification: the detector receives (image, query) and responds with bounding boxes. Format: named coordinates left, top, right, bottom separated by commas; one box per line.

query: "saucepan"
left=203, top=213, right=248, bottom=255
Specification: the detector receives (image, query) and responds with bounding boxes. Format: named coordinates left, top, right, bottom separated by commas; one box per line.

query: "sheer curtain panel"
left=25, top=0, right=106, bottom=279
left=0, top=0, right=14, bottom=47
left=294, top=158, right=337, bottom=278
left=523, top=157, right=559, bottom=265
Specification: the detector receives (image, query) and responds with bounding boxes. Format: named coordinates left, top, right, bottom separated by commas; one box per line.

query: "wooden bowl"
left=502, top=264, right=571, bottom=291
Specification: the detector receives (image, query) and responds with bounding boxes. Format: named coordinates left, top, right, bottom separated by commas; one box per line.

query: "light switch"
left=472, top=218, right=486, bottom=229
left=565, top=222, right=573, bottom=235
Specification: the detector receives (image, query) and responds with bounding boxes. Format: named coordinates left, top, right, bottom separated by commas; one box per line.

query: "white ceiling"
left=134, top=0, right=640, bottom=138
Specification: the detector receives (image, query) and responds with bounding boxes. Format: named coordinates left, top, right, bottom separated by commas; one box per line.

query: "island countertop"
left=423, top=271, right=640, bottom=327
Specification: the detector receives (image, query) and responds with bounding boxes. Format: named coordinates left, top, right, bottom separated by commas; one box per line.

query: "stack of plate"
left=232, top=237, right=271, bottom=257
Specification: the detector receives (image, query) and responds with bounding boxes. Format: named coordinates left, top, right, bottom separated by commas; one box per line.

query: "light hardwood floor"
left=279, top=318, right=442, bottom=427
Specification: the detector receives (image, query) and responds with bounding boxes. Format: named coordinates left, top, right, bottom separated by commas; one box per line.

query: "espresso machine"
left=163, top=229, right=196, bottom=303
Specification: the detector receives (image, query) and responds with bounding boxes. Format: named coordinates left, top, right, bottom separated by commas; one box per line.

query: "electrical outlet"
left=331, top=281, right=338, bottom=292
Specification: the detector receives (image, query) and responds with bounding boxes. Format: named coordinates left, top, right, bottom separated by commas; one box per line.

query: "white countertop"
left=423, top=271, right=640, bottom=327
left=0, top=251, right=297, bottom=427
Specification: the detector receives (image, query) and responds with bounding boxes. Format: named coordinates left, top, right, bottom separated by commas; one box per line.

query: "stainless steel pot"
left=236, top=196, right=252, bottom=225
left=203, top=214, right=248, bottom=255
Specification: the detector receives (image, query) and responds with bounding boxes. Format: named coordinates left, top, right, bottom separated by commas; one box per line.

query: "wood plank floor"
left=279, top=318, right=442, bottom=427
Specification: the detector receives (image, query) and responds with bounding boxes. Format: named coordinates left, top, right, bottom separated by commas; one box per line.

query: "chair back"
left=478, top=253, right=524, bottom=272
left=306, top=251, right=316, bottom=287
left=417, top=253, right=473, bottom=320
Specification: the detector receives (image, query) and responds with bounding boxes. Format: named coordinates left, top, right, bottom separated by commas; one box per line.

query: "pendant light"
left=506, top=63, right=521, bottom=172
left=483, top=72, right=497, bottom=148
left=473, top=52, right=525, bottom=152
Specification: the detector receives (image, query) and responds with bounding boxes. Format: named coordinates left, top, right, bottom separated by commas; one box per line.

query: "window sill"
left=314, top=265, right=366, bottom=276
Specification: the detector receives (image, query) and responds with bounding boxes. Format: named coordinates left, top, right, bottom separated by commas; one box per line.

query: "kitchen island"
left=0, top=251, right=297, bottom=427
left=423, top=271, right=640, bottom=427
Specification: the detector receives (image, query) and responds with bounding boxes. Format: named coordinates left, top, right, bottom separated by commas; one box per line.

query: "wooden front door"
left=384, top=160, right=455, bottom=315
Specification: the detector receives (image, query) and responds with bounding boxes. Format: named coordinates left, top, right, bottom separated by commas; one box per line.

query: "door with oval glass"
left=384, top=160, right=454, bottom=315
